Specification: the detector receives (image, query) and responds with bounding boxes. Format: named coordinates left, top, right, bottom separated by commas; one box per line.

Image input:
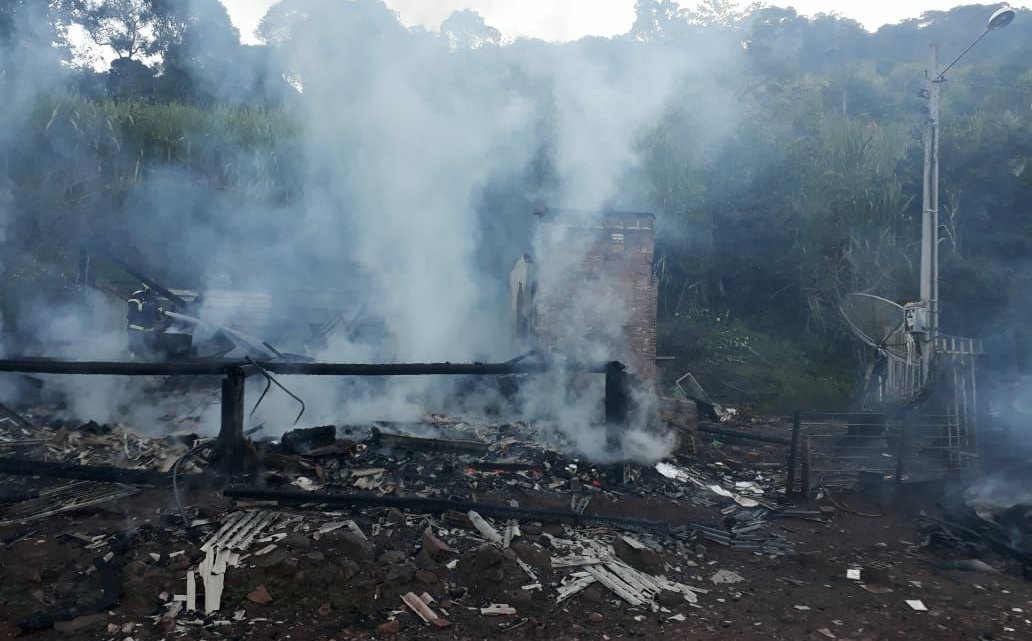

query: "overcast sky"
left=221, top=1, right=1030, bottom=43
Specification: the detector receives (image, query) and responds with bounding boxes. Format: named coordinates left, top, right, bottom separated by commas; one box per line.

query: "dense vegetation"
left=1, top=0, right=1030, bottom=411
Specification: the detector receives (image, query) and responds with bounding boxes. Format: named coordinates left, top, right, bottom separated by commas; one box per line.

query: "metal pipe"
left=785, top=411, right=801, bottom=495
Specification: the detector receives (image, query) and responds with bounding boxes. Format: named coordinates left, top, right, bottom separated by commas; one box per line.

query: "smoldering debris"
left=0, top=401, right=796, bottom=636
left=919, top=469, right=1032, bottom=574
left=6, top=398, right=1032, bottom=638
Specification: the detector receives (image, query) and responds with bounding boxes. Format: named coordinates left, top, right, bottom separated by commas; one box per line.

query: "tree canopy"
left=1, top=0, right=1030, bottom=410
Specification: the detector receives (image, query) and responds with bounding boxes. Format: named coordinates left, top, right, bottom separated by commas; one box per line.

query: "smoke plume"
left=5, top=0, right=742, bottom=461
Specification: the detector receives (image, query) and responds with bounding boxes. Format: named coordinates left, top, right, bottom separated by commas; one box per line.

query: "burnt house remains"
left=511, top=208, right=658, bottom=383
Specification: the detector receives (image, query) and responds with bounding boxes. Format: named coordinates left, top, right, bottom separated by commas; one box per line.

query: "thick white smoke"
left=9, top=0, right=741, bottom=461
left=0, top=5, right=69, bottom=404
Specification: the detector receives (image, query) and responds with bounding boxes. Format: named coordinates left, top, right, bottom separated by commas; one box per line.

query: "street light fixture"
left=988, top=7, right=1017, bottom=30
left=919, top=7, right=1014, bottom=382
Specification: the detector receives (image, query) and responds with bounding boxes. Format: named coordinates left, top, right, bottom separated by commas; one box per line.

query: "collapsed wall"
left=514, top=209, right=658, bottom=382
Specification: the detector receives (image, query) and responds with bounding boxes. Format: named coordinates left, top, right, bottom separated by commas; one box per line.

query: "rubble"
left=3, top=400, right=1031, bottom=640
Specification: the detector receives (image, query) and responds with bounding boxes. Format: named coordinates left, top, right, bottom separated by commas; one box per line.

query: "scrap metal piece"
left=0, top=481, right=139, bottom=526
left=468, top=510, right=503, bottom=544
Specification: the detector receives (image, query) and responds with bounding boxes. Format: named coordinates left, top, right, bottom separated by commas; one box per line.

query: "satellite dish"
left=839, top=293, right=912, bottom=360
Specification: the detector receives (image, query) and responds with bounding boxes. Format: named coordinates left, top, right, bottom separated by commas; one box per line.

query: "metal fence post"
left=786, top=410, right=802, bottom=496
left=895, top=412, right=909, bottom=486
left=801, top=436, right=812, bottom=499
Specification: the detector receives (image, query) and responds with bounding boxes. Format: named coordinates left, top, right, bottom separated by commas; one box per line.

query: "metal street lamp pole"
left=920, top=44, right=941, bottom=382
left=919, top=7, right=1015, bottom=384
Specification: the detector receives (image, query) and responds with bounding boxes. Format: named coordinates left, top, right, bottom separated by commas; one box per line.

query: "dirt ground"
left=1, top=427, right=1029, bottom=641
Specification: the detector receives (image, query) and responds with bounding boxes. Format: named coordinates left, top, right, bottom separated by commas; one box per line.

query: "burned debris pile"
left=919, top=471, right=1032, bottom=576
left=2, top=403, right=1031, bottom=640
left=0, top=401, right=819, bottom=637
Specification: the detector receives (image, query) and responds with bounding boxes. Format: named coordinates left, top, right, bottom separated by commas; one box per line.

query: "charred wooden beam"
left=0, top=457, right=176, bottom=486
left=258, top=361, right=600, bottom=376
left=222, top=487, right=668, bottom=534
left=0, top=358, right=609, bottom=377
left=369, top=427, right=490, bottom=453
left=0, top=358, right=241, bottom=376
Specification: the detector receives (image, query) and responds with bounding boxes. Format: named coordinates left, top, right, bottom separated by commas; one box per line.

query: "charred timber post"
left=211, top=367, right=255, bottom=475
left=604, top=361, right=630, bottom=451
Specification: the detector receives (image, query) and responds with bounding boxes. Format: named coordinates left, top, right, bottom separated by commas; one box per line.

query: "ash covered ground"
left=1, top=401, right=1030, bottom=641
